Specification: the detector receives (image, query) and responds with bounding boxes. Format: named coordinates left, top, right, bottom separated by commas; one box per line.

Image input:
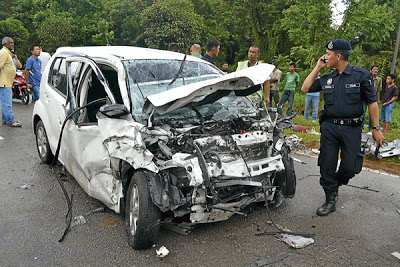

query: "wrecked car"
left=32, top=46, right=296, bottom=249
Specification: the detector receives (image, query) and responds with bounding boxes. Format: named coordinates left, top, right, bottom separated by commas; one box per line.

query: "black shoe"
left=316, top=191, right=338, bottom=216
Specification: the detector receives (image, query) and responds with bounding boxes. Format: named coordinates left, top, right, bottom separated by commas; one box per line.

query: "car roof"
left=55, top=46, right=205, bottom=62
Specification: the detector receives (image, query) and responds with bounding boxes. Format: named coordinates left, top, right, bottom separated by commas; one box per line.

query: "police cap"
left=326, top=39, right=352, bottom=51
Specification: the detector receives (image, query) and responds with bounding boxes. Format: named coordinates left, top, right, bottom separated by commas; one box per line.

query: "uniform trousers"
left=318, top=121, right=364, bottom=193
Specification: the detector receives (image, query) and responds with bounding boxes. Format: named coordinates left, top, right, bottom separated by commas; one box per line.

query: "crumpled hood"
left=143, top=63, right=274, bottom=115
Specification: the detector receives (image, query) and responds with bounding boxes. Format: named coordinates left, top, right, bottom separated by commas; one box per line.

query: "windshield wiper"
left=169, top=54, right=187, bottom=87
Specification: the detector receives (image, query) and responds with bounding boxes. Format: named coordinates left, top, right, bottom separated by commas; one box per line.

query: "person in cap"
left=301, top=39, right=384, bottom=216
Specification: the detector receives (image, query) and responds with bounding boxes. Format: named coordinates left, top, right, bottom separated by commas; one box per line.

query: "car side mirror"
left=99, top=104, right=129, bottom=119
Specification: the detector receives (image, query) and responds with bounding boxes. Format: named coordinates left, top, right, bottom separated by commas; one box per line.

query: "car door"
left=42, top=57, right=68, bottom=163
left=60, top=57, right=123, bottom=207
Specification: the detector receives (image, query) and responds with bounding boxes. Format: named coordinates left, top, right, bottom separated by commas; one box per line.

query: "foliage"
left=35, top=13, right=76, bottom=51
left=0, top=0, right=398, bottom=111
left=0, top=17, right=30, bottom=58
left=141, top=0, right=204, bottom=50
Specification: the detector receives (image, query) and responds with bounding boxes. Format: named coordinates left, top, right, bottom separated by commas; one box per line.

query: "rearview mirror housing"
left=99, top=104, right=129, bottom=118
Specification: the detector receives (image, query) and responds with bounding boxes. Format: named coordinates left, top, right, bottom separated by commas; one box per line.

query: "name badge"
left=322, top=85, right=334, bottom=89
left=345, top=83, right=360, bottom=88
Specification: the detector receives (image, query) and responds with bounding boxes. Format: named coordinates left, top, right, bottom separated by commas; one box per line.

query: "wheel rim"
left=37, top=127, right=48, bottom=158
left=129, top=184, right=139, bottom=237
left=22, top=91, right=28, bottom=103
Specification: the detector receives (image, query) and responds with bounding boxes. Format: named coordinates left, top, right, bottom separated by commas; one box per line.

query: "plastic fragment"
left=391, top=251, right=400, bottom=260
left=18, top=183, right=33, bottom=189
left=156, top=246, right=169, bottom=257
left=71, top=215, right=87, bottom=227
left=276, top=234, right=314, bottom=248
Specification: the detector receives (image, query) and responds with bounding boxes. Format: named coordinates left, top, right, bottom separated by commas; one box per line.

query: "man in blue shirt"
left=25, top=44, right=42, bottom=104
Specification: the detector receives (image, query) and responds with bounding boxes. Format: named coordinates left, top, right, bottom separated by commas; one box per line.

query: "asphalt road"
left=1, top=101, right=400, bottom=267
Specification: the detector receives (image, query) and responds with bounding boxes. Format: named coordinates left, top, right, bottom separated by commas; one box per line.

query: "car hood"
left=142, top=63, right=274, bottom=115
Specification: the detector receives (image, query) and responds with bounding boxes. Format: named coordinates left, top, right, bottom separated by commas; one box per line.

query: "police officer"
left=301, top=39, right=384, bottom=216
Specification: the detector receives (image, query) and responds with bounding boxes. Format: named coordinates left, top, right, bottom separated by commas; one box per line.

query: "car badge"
left=327, top=78, right=332, bottom=85
left=328, top=41, right=333, bottom=49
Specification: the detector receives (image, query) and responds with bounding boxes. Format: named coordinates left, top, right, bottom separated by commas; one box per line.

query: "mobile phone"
left=322, top=56, right=327, bottom=64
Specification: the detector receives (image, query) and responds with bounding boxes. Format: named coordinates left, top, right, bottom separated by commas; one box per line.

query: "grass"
left=280, top=92, right=400, bottom=175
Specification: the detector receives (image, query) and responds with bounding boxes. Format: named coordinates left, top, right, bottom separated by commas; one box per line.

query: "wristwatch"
left=372, top=125, right=381, bottom=130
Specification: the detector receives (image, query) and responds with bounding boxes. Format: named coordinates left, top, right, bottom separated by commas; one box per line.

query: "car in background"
left=33, top=46, right=296, bottom=249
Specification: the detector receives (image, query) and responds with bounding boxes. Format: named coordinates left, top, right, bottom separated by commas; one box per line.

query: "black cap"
left=326, top=39, right=352, bottom=51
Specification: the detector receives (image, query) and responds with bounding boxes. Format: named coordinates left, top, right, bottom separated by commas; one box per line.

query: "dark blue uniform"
left=309, top=63, right=377, bottom=193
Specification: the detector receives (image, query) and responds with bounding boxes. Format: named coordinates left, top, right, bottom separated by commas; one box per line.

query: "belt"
left=326, top=117, right=363, bottom=126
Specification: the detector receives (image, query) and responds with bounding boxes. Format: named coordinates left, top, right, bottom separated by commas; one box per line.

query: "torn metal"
left=362, top=133, right=400, bottom=159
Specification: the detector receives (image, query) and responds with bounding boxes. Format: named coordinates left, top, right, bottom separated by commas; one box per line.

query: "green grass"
left=282, top=97, right=400, bottom=170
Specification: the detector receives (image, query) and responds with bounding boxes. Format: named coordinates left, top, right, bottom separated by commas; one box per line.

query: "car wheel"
left=36, top=121, right=54, bottom=164
left=125, top=171, right=161, bottom=250
left=21, top=88, right=29, bottom=105
left=276, top=145, right=296, bottom=198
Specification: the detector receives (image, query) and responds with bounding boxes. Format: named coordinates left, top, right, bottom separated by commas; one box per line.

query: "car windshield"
left=123, top=59, right=257, bottom=126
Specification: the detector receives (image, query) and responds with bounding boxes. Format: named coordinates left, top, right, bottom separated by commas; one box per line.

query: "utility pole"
left=391, top=21, right=400, bottom=74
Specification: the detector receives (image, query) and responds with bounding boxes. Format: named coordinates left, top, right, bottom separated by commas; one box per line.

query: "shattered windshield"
left=123, top=59, right=257, bottom=126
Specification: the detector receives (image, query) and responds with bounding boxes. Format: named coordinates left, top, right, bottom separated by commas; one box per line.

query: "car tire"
left=276, top=145, right=296, bottom=198
left=125, top=171, right=161, bottom=250
left=21, top=88, right=29, bottom=105
left=35, top=121, right=54, bottom=164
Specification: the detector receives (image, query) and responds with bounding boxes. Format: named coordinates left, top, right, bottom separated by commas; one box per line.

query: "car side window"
left=48, top=58, right=67, bottom=96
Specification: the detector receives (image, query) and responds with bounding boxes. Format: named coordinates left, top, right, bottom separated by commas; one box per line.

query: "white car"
left=33, top=46, right=296, bottom=249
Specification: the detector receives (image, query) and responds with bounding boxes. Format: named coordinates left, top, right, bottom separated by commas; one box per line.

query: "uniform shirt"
left=201, top=54, right=215, bottom=65
left=269, top=69, right=281, bottom=91
left=0, top=47, right=16, bottom=87
left=382, top=84, right=398, bottom=104
left=373, top=76, right=382, bottom=92
left=25, top=55, right=42, bottom=85
left=309, top=63, right=377, bottom=118
left=284, top=72, right=300, bottom=91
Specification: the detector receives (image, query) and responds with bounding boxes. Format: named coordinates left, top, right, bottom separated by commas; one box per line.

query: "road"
left=1, top=101, right=400, bottom=266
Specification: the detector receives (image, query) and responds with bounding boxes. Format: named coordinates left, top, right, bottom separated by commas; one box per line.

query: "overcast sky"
left=331, top=0, right=347, bottom=27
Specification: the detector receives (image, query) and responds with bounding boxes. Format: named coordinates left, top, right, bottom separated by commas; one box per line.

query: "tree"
left=141, top=0, right=204, bottom=50
left=281, top=0, right=334, bottom=67
left=0, top=17, right=30, bottom=60
left=36, top=13, right=76, bottom=51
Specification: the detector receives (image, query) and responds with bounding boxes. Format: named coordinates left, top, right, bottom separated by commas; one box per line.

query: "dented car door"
left=60, top=57, right=123, bottom=211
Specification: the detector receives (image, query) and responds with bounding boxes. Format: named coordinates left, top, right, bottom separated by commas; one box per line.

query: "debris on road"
left=307, top=127, right=320, bottom=135
left=345, top=184, right=379, bottom=192
left=362, top=133, right=400, bottom=159
left=244, top=254, right=289, bottom=267
left=286, top=134, right=307, bottom=151
left=71, top=215, right=87, bottom=227
left=311, top=149, right=320, bottom=155
left=391, top=251, right=400, bottom=260
left=161, top=221, right=193, bottom=235
left=276, top=233, right=314, bottom=248
left=18, top=183, right=34, bottom=189
left=82, top=206, right=105, bottom=217
left=291, top=156, right=306, bottom=164
left=156, top=246, right=169, bottom=258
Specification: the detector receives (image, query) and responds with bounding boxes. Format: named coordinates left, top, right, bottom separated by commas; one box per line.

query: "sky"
left=330, top=0, right=347, bottom=27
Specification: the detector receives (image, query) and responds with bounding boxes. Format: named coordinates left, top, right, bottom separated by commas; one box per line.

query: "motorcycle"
left=12, top=70, right=29, bottom=105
